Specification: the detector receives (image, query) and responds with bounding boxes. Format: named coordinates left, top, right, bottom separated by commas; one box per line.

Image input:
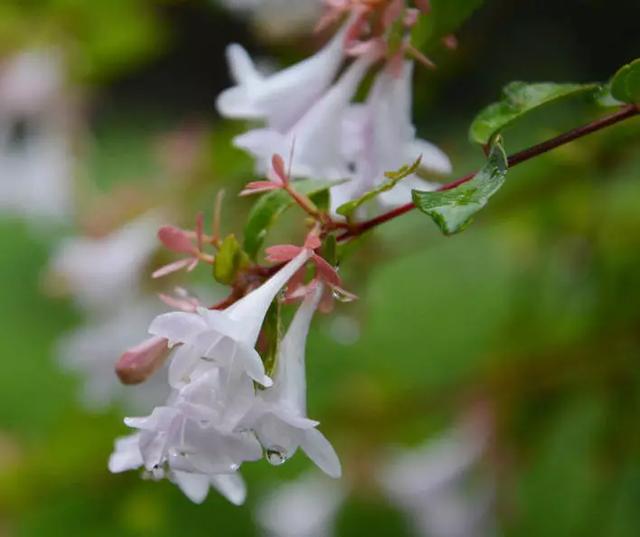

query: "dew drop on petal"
left=265, top=446, right=288, bottom=466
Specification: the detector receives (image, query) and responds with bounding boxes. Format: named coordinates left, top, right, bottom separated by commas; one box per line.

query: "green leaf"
left=610, top=58, right=640, bottom=104
left=413, top=0, right=485, bottom=49
left=214, top=234, right=249, bottom=285
left=258, top=300, right=282, bottom=379
left=243, top=179, right=340, bottom=260
left=469, top=81, right=600, bottom=145
left=336, top=157, right=422, bottom=218
left=412, top=140, right=508, bottom=235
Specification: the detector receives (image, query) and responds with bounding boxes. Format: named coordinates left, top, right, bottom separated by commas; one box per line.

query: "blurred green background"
left=1, top=1, right=640, bottom=536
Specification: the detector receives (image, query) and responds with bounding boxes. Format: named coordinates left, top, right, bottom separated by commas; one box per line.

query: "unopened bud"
left=116, top=336, right=170, bottom=385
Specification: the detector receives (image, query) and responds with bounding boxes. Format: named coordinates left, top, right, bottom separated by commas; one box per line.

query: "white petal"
left=108, top=434, right=143, bottom=473
left=300, top=428, right=342, bottom=478
left=267, top=284, right=323, bottom=412
left=173, top=471, right=210, bottom=504
left=409, top=139, right=452, bottom=175
left=148, top=311, right=207, bottom=345
left=124, top=406, right=178, bottom=431
left=217, top=22, right=348, bottom=131
left=234, top=342, right=272, bottom=387
left=168, top=343, right=203, bottom=388
left=210, top=473, right=247, bottom=506
left=226, top=249, right=312, bottom=344
left=226, top=43, right=261, bottom=86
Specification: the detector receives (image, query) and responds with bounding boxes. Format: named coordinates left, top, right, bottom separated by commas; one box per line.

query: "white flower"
left=333, top=62, right=452, bottom=211
left=49, top=213, right=161, bottom=314
left=0, top=50, right=73, bottom=221
left=378, top=422, right=495, bottom=537
left=216, top=19, right=348, bottom=132
left=256, top=472, right=345, bottom=537
left=109, top=431, right=249, bottom=505
left=234, top=52, right=378, bottom=180
left=110, top=367, right=261, bottom=504
left=149, top=248, right=312, bottom=387
left=245, top=284, right=341, bottom=478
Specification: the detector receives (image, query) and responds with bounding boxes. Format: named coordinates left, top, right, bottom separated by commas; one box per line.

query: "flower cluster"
left=217, top=0, right=451, bottom=214
left=108, top=1, right=451, bottom=505
left=110, top=246, right=341, bottom=504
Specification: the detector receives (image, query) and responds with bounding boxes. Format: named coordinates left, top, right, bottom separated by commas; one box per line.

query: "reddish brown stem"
left=336, top=104, right=639, bottom=242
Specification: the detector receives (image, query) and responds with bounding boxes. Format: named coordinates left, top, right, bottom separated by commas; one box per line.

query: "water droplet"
left=265, top=446, right=288, bottom=466
left=332, top=287, right=356, bottom=303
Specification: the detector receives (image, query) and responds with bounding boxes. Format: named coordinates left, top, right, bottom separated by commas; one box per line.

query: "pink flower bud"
left=116, top=336, right=170, bottom=385
left=158, top=226, right=196, bottom=254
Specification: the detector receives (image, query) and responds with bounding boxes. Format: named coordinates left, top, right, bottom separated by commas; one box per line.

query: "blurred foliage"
left=1, top=1, right=640, bottom=536
left=0, top=0, right=168, bottom=81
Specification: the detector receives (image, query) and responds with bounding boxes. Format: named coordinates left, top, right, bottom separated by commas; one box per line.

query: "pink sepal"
left=158, top=290, right=200, bottom=312
left=271, top=154, right=288, bottom=185
left=265, top=244, right=304, bottom=263
left=239, top=181, right=281, bottom=196
left=312, top=254, right=342, bottom=287
left=152, top=257, right=195, bottom=279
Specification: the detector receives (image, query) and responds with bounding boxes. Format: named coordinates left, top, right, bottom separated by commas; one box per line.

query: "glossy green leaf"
left=469, top=81, right=599, bottom=145
left=610, top=58, right=640, bottom=104
left=243, top=179, right=340, bottom=260
left=214, top=234, right=249, bottom=285
left=412, top=0, right=485, bottom=49
left=336, top=157, right=422, bottom=218
left=412, top=141, right=508, bottom=235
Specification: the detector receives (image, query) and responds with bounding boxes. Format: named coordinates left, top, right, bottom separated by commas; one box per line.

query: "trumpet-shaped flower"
left=149, top=249, right=312, bottom=387
left=234, top=51, right=378, bottom=180
left=245, top=285, right=341, bottom=478
left=216, top=20, right=348, bottom=132
left=334, top=62, right=451, bottom=211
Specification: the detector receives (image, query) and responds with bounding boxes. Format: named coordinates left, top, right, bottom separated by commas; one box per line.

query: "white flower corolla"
left=109, top=431, right=248, bottom=505
left=234, top=52, right=378, bottom=180
left=256, top=472, right=345, bottom=537
left=378, top=423, right=495, bottom=537
left=0, top=50, right=73, bottom=221
left=216, top=19, right=348, bottom=132
left=49, top=213, right=161, bottom=314
left=57, top=300, right=169, bottom=412
left=110, top=368, right=261, bottom=504
left=149, top=248, right=312, bottom=387
left=333, top=62, right=452, bottom=212
left=244, top=285, right=341, bottom=478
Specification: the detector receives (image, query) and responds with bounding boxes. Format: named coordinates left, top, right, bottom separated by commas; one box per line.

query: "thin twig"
left=336, top=104, right=639, bottom=241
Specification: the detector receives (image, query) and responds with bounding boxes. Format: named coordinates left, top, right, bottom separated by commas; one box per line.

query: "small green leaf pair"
left=335, top=157, right=423, bottom=219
